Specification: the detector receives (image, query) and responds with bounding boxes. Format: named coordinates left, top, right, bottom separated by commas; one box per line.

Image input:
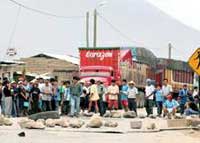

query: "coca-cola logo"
left=85, top=51, right=113, bottom=61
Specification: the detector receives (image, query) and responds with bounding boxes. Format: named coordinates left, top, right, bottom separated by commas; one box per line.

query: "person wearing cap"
left=145, top=79, right=155, bottom=116
left=163, top=94, right=179, bottom=118
left=127, top=81, right=138, bottom=114
left=88, top=79, right=99, bottom=113
left=70, top=76, right=82, bottom=117
left=178, top=84, right=189, bottom=115
left=107, top=79, right=119, bottom=111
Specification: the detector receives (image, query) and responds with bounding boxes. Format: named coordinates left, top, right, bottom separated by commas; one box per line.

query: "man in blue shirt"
left=155, top=84, right=164, bottom=116
left=163, top=94, right=179, bottom=118
left=178, top=84, right=188, bottom=115
left=120, top=79, right=129, bottom=112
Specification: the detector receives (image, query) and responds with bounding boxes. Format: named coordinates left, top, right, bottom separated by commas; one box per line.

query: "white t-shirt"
left=127, top=87, right=138, bottom=99
left=145, top=85, right=155, bottom=100
left=162, top=84, right=173, bottom=97
left=41, top=84, right=53, bottom=101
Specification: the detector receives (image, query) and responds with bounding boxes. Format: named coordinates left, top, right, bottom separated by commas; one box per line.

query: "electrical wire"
left=9, top=0, right=85, bottom=19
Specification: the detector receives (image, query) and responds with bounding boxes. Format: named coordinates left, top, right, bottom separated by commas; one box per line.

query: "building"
left=16, top=53, right=79, bottom=82
left=0, top=60, right=24, bottom=81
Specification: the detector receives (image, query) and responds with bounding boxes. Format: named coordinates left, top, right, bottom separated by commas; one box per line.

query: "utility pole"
left=86, top=12, right=89, bottom=48
left=168, top=43, right=172, bottom=59
left=93, top=9, right=97, bottom=48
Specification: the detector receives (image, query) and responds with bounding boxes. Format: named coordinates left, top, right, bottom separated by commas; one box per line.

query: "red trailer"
left=79, top=47, right=132, bottom=85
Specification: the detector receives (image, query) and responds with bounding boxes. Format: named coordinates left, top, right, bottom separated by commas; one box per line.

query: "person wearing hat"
left=163, top=94, right=179, bottom=118
left=127, top=81, right=138, bottom=114
left=178, top=84, right=189, bottom=115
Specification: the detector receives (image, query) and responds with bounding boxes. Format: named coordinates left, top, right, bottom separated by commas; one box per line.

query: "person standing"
left=3, top=81, right=12, bottom=117
left=70, top=76, right=82, bottom=117
left=97, top=80, right=106, bottom=116
left=155, top=84, right=164, bottom=117
left=79, top=80, right=89, bottom=113
left=107, top=80, right=119, bottom=111
left=41, top=79, right=53, bottom=111
left=52, top=80, right=60, bottom=111
left=11, top=81, right=18, bottom=117
left=30, top=82, right=40, bottom=114
left=162, top=79, right=173, bottom=100
left=88, top=79, right=99, bottom=113
left=61, top=81, right=71, bottom=115
left=178, top=84, right=189, bottom=115
left=0, top=82, right=2, bottom=114
left=127, top=81, right=138, bottom=114
left=145, top=79, right=155, bottom=116
left=120, top=79, right=129, bottom=112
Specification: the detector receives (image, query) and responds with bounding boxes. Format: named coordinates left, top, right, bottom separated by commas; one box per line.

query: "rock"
left=149, top=114, right=157, bottom=119
left=138, top=114, right=146, bottom=119
left=103, top=112, right=111, bottom=118
left=45, top=119, right=55, bottom=127
left=83, top=112, right=94, bottom=117
left=3, top=118, right=13, bottom=126
left=36, top=119, right=45, bottom=124
left=19, top=119, right=45, bottom=129
left=69, top=119, right=84, bottom=128
left=146, top=123, right=156, bottom=130
left=54, top=118, right=69, bottom=128
left=0, top=116, right=5, bottom=126
left=104, top=121, right=118, bottom=128
left=87, top=114, right=103, bottom=128
left=18, top=132, right=25, bottom=137
left=29, top=111, right=60, bottom=121
left=186, top=118, right=200, bottom=127
left=130, top=121, right=142, bottom=129
left=123, top=111, right=137, bottom=118
left=174, top=115, right=184, bottom=119
left=111, top=111, right=121, bottom=118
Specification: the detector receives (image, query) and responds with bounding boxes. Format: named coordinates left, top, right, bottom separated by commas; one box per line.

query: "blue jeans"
left=184, top=108, right=199, bottom=116
left=156, top=101, right=163, bottom=115
left=70, top=95, right=80, bottom=116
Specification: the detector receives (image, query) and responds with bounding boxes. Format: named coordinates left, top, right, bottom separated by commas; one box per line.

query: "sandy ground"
left=0, top=108, right=199, bottom=143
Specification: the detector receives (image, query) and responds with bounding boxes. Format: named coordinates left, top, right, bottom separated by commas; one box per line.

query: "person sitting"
left=163, top=94, right=179, bottom=118
left=184, top=97, right=199, bottom=116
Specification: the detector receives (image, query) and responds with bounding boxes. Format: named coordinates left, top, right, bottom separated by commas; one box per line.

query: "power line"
left=9, top=0, right=84, bottom=19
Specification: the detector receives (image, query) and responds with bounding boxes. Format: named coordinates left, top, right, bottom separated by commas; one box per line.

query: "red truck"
left=79, top=47, right=132, bottom=85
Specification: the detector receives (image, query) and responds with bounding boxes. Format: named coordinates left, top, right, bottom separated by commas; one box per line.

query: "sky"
left=0, top=0, right=200, bottom=61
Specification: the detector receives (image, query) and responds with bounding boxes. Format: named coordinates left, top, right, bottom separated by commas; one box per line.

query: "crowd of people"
left=0, top=76, right=199, bottom=118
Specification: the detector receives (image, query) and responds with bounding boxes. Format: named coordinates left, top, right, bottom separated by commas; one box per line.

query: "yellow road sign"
left=188, top=48, right=200, bottom=75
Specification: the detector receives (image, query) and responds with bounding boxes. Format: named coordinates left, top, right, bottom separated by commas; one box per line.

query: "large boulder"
left=45, top=119, right=55, bottom=127
left=83, top=112, right=94, bottom=117
left=104, top=121, right=118, bottom=128
left=0, top=115, right=5, bottom=126
left=87, top=114, right=103, bottom=128
left=146, top=123, right=156, bottom=130
left=29, top=111, right=60, bottom=121
left=54, top=118, right=69, bottom=128
left=0, top=116, right=13, bottom=126
left=123, top=111, right=137, bottom=118
left=186, top=118, right=200, bottom=127
left=138, top=114, right=146, bottom=119
left=130, top=121, right=142, bottom=129
left=149, top=114, right=157, bottom=119
left=18, top=119, right=45, bottom=129
left=111, top=111, right=122, bottom=118
left=69, top=119, right=84, bottom=128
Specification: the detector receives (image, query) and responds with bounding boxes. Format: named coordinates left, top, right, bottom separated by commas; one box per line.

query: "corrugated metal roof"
left=31, top=53, right=79, bottom=65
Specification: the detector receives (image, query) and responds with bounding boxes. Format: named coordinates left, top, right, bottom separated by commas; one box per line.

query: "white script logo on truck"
left=85, top=51, right=113, bottom=61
